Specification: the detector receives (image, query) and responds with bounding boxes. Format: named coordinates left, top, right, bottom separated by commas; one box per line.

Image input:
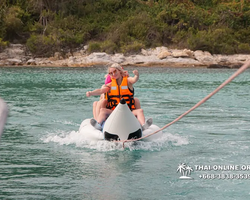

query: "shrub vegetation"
left=1, top=0, right=250, bottom=56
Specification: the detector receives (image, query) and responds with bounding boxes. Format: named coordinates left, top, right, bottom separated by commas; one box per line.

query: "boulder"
left=194, top=50, right=217, bottom=65
left=157, top=50, right=172, bottom=59
left=142, top=46, right=169, bottom=56
left=183, top=49, right=195, bottom=59
left=7, top=58, right=23, bottom=65
left=110, top=53, right=125, bottom=63
left=6, top=44, right=26, bottom=59
left=26, top=59, right=36, bottom=65
left=172, top=49, right=189, bottom=58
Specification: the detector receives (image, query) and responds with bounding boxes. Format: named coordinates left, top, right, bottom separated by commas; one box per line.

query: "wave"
left=41, top=129, right=189, bottom=152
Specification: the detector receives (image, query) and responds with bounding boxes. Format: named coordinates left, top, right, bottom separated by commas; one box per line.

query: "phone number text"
left=199, top=174, right=250, bottom=180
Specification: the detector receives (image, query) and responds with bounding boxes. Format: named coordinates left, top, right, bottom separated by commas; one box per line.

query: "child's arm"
left=86, top=84, right=111, bottom=97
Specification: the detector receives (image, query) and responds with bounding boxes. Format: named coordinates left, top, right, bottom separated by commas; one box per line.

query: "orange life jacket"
left=105, top=76, right=135, bottom=110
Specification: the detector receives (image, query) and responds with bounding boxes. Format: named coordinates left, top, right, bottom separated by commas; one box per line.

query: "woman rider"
left=92, top=67, right=141, bottom=120
left=86, top=63, right=152, bottom=131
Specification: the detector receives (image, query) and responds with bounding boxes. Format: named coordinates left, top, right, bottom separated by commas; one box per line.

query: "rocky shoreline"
left=0, top=44, right=249, bottom=68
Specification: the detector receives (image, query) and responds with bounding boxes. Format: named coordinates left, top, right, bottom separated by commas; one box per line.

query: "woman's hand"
left=133, top=70, right=139, bottom=76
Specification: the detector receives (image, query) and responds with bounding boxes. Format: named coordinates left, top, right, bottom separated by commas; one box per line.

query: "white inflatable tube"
left=0, top=98, right=8, bottom=139
left=79, top=118, right=104, bottom=140
left=79, top=99, right=163, bottom=141
left=103, top=98, right=142, bottom=141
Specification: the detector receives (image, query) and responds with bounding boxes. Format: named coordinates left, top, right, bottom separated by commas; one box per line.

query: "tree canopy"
left=1, top=0, right=250, bottom=56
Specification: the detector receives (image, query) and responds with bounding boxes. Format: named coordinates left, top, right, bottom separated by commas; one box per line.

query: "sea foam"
left=42, top=129, right=189, bottom=152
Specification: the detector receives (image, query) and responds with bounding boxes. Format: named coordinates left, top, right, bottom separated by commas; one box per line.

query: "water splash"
left=42, top=130, right=189, bottom=152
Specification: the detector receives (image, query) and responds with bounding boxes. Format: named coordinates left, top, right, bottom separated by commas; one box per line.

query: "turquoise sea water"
left=0, top=66, right=249, bottom=199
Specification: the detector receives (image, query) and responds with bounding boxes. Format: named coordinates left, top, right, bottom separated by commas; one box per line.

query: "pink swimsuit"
left=105, top=74, right=111, bottom=84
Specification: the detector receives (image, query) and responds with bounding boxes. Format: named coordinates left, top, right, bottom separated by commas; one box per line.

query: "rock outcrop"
left=0, top=44, right=249, bottom=68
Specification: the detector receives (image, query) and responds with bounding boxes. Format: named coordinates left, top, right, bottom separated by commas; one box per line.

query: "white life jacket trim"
left=121, top=86, right=128, bottom=89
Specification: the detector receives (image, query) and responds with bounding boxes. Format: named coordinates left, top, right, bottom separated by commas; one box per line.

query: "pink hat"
left=105, top=74, right=111, bottom=84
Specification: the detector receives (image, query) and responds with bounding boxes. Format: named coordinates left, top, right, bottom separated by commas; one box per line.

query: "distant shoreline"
left=0, top=44, right=249, bottom=69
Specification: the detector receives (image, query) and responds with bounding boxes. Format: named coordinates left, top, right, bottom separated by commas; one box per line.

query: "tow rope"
left=121, top=60, right=250, bottom=148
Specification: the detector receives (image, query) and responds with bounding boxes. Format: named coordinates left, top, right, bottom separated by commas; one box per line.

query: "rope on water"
left=121, top=60, right=250, bottom=148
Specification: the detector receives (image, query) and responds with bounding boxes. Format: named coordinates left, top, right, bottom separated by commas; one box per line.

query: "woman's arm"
left=127, top=70, right=139, bottom=85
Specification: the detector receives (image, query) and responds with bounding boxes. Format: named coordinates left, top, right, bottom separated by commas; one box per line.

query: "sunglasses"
left=109, top=69, right=118, bottom=76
